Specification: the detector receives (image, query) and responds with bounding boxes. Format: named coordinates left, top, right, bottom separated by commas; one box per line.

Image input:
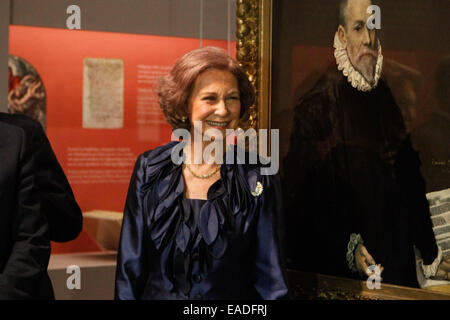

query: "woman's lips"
left=205, top=120, right=230, bottom=129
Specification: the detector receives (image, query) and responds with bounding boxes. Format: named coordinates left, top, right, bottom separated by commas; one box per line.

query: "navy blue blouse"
left=115, top=141, right=289, bottom=300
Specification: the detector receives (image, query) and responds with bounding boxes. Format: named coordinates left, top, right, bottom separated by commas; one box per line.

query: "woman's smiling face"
left=188, top=68, right=241, bottom=140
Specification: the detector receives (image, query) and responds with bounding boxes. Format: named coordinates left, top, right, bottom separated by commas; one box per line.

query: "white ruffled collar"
left=334, top=32, right=383, bottom=92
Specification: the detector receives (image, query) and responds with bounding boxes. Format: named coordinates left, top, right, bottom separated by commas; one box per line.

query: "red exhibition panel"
left=9, top=25, right=236, bottom=253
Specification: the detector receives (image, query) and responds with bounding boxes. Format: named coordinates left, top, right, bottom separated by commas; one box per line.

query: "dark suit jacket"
left=0, top=120, right=54, bottom=299
left=0, top=113, right=82, bottom=242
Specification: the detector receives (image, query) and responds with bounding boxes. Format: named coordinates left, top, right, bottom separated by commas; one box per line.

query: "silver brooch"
left=251, top=181, right=263, bottom=197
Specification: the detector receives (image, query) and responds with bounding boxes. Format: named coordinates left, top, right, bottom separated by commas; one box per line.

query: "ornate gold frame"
left=236, top=0, right=272, bottom=131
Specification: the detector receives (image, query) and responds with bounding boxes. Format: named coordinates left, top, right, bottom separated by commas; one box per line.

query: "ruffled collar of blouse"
left=142, top=141, right=262, bottom=294
left=333, top=31, right=383, bottom=92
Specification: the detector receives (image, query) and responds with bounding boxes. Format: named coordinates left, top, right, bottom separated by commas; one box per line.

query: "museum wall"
left=2, top=0, right=237, bottom=112
left=5, top=0, right=237, bottom=254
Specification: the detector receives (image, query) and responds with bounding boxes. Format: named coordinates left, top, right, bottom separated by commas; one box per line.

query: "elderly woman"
left=115, top=47, right=289, bottom=300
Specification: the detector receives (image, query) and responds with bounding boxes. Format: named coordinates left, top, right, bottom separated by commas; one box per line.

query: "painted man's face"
left=339, top=0, right=379, bottom=84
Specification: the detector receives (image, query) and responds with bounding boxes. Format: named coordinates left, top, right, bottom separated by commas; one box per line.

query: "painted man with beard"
left=283, top=0, right=450, bottom=287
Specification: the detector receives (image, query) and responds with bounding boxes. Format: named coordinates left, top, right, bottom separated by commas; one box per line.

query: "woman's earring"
left=181, top=116, right=187, bottom=123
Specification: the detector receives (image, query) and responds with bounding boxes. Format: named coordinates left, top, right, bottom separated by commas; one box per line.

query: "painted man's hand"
left=355, top=243, right=384, bottom=278
left=433, top=256, right=450, bottom=281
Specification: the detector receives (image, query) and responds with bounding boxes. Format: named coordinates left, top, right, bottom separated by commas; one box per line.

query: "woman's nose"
left=214, top=99, right=229, bottom=116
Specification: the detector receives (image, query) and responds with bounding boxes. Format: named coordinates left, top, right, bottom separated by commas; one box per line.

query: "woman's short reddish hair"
left=158, top=46, right=255, bottom=130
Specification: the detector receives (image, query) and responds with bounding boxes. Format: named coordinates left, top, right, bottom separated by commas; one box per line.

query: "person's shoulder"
left=376, top=77, right=392, bottom=92
left=0, top=120, right=32, bottom=168
left=130, top=141, right=180, bottom=189
left=302, top=65, right=342, bottom=97
left=294, top=66, right=341, bottom=118
left=228, top=145, right=280, bottom=193
left=0, top=112, right=43, bottom=132
left=139, top=141, right=179, bottom=162
left=228, top=145, right=267, bottom=167
left=133, top=141, right=180, bottom=175
left=318, top=64, right=345, bottom=88
left=0, top=115, right=28, bottom=144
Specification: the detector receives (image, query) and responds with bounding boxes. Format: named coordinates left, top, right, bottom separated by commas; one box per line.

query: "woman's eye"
left=203, top=96, right=215, bottom=101
left=227, top=96, right=240, bottom=100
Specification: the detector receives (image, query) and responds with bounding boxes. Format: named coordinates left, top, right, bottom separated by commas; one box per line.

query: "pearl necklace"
left=184, top=164, right=221, bottom=179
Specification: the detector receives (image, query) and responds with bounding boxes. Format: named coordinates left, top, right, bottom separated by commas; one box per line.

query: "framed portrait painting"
left=237, top=0, right=450, bottom=299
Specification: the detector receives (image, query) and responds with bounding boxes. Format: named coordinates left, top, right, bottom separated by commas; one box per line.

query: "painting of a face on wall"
left=8, top=55, right=47, bottom=129
left=272, top=0, right=450, bottom=291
